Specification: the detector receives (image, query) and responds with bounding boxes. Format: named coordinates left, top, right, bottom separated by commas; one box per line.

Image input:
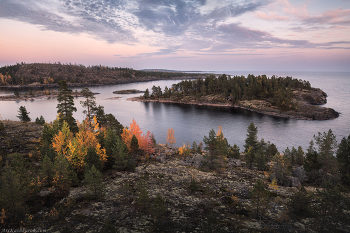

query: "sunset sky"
left=1, top=0, right=350, bottom=71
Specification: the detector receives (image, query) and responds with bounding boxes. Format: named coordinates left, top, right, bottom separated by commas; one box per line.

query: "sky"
left=0, top=0, right=350, bottom=72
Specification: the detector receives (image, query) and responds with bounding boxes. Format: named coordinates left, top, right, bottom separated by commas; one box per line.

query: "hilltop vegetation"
left=0, top=62, right=205, bottom=86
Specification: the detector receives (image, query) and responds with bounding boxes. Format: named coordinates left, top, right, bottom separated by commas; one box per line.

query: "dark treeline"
left=144, top=74, right=311, bottom=111
left=0, top=62, right=204, bottom=86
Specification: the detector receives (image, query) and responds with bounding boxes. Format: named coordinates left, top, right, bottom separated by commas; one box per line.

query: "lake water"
left=0, top=71, right=349, bottom=152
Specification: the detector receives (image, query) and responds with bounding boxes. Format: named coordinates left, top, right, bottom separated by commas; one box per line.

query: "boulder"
left=292, top=166, right=308, bottom=183
left=227, top=158, right=242, bottom=167
left=289, top=176, right=301, bottom=188
left=180, top=153, right=204, bottom=168
left=156, top=153, right=167, bottom=164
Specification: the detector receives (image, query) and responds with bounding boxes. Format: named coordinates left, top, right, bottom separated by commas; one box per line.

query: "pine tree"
left=203, top=129, right=219, bottom=170
left=80, top=87, right=97, bottom=121
left=244, top=122, right=259, bottom=160
left=17, top=106, right=31, bottom=122
left=56, top=80, right=77, bottom=132
left=296, top=146, right=305, bottom=166
left=337, top=135, right=350, bottom=187
left=314, top=129, right=338, bottom=174
left=251, top=179, right=269, bottom=219
left=312, top=182, right=350, bottom=232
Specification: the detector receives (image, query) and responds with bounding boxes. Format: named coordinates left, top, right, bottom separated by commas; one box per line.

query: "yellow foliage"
left=51, top=117, right=107, bottom=171
left=269, top=178, right=279, bottom=190
left=178, top=143, right=190, bottom=157
left=216, top=125, right=223, bottom=137
left=0, top=208, right=6, bottom=224
left=48, top=208, right=59, bottom=220
left=231, top=195, right=239, bottom=204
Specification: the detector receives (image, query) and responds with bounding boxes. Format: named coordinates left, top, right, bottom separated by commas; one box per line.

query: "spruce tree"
left=17, top=106, right=31, bottom=122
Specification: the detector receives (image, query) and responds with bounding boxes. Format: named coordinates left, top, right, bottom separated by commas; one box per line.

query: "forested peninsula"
left=130, top=74, right=339, bottom=120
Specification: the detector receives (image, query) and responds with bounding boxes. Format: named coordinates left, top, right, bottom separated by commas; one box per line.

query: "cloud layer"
left=1, top=0, right=350, bottom=57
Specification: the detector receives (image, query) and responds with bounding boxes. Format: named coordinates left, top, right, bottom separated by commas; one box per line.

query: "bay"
left=0, top=71, right=349, bottom=152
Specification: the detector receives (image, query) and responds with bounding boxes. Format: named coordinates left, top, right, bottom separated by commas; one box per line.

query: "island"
left=113, top=89, right=145, bottom=94
left=128, top=75, right=339, bottom=120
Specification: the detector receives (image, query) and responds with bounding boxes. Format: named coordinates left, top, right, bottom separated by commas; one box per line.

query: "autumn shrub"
left=121, top=119, right=154, bottom=155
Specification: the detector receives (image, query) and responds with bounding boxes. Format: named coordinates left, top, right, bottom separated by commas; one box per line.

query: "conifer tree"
left=296, top=146, right=305, bottom=166
left=0, top=162, right=28, bottom=227
left=130, top=135, right=139, bottom=156
left=40, top=155, right=54, bottom=187
left=52, top=155, right=71, bottom=191
left=337, top=135, right=350, bottom=187
left=314, top=129, right=338, bottom=174
left=312, top=182, right=350, bottom=232
left=113, top=136, right=135, bottom=171
left=84, top=165, right=104, bottom=199
left=244, top=122, right=259, bottom=153
left=17, top=106, right=31, bottom=122
left=251, top=179, right=269, bottom=219
left=56, top=80, right=77, bottom=132
left=35, top=115, right=45, bottom=125
left=80, top=87, right=97, bottom=121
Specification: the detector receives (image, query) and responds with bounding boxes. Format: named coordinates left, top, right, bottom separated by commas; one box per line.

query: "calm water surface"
left=0, top=71, right=349, bottom=152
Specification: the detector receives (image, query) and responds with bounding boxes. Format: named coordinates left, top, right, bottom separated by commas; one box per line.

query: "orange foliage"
left=121, top=119, right=154, bottom=154
left=166, top=128, right=176, bottom=146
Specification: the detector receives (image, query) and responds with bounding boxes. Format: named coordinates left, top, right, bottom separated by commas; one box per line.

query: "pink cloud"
left=255, top=12, right=289, bottom=21
left=304, top=9, right=350, bottom=25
